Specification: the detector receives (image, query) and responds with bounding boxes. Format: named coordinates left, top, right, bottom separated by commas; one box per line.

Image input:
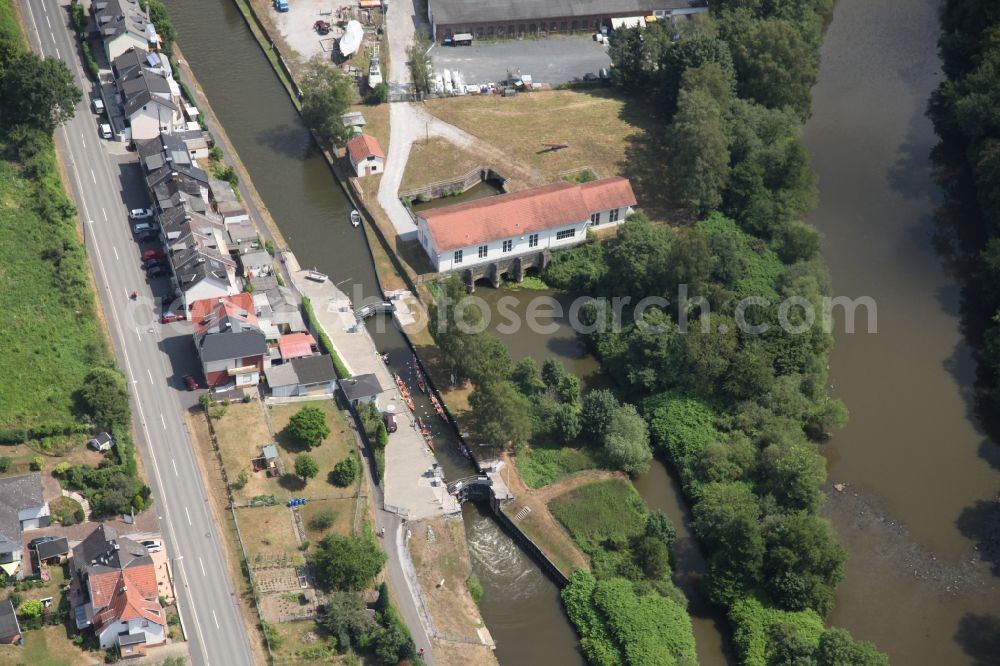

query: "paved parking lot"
left=430, top=36, right=611, bottom=86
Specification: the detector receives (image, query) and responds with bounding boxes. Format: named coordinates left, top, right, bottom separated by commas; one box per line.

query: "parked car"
left=87, top=431, right=114, bottom=452
left=182, top=374, right=199, bottom=391
left=160, top=312, right=185, bottom=323
left=142, top=248, right=166, bottom=261
left=136, top=231, right=159, bottom=243
left=132, top=222, right=157, bottom=233
left=582, top=72, right=599, bottom=82
left=99, top=122, right=113, bottom=139
left=383, top=412, right=397, bottom=433
left=140, top=539, right=162, bottom=553
left=28, top=536, right=60, bottom=550
left=146, top=266, right=168, bottom=278
left=91, top=98, right=105, bottom=114
left=144, top=260, right=167, bottom=272
left=129, top=208, right=154, bottom=220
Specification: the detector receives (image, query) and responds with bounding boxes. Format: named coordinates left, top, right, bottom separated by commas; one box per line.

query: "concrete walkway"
left=60, top=489, right=91, bottom=520
left=286, top=253, right=460, bottom=520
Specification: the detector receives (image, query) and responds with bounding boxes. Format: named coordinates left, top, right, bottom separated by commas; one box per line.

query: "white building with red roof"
left=415, top=176, right=636, bottom=276
left=346, top=133, right=385, bottom=177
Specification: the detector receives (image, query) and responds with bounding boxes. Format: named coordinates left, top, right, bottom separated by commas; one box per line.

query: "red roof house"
left=346, top=133, right=385, bottom=178
left=190, top=293, right=267, bottom=387
left=278, top=332, right=317, bottom=361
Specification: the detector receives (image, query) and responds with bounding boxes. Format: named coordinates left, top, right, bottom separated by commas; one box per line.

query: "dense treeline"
left=538, top=2, right=889, bottom=664
left=928, top=0, right=1000, bottom=423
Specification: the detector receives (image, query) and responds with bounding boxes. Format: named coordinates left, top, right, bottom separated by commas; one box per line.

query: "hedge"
left=301, top=296, right=351, bottom=378
left=728, top=594, right=825, bottom=666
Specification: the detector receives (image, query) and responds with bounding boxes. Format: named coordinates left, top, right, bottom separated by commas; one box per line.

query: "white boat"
left=338, top=20, right=363, bottom=58
left=368, top=57, right=382, bottom=88
left=350, top=209, right=361, bottom=227
left=443, top=68, right=453, bottom=94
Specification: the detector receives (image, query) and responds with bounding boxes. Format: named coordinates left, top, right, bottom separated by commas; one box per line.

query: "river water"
left=167, top=1, right=583, bottom=663
left=804, top=0, right=999, bottom=664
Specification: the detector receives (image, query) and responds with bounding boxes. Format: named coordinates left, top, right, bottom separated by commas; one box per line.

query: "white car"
left=141, top=539, right=162, bottom=553
left=92, top=98, right=105, bottom=114
left=99, top=123, right=113, bottom=139
left=129, top=208, right=154, bottom=220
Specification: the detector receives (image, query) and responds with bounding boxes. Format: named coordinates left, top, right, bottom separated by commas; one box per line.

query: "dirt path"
left=500, top=453, right=625, bottom=574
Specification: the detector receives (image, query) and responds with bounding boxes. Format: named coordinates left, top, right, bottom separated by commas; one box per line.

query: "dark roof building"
left=427, top=0, right=708, bottom=41
left=0, top=598, right=21, bottom=642
left=92, top=0, right=157, bottom=61
left=338, top=373, right=383, bottom=404
left=0, top=473, right=49, bottom=564
left=36, top=537, right=70, bottom=562
left=266, top=355, right=339, bottom=398
left=137, top=134, right=209, bottom=212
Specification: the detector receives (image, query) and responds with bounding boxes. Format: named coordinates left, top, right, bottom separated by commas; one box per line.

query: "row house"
left=92, top=0, right=159, bottom=62
left=191, top=294, right=267, bottom=388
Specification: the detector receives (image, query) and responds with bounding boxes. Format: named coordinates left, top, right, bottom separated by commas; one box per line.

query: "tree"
left=667, top=85, right=731, bottom=214
left=78, top=368, right=131, bottom=429
left=308, top=508, right=336, bottom=531
left=756, top=441, right=826, bottom=512
left=768, top=623, right=818, bottom=666
left=763, top=512, right=845, bottom=614
left=634, top=535, right=671, bottom=579
left=300, top=59, right=353, bottom=147
left=331, top=455, right=359, bottom=487
left=406, top=39, right=432, bottom=94
left=691, top=482, right=764, bottom=604
left=542, top=401, right=582, bottom=443
left=319, top=591, right=375, bottom=650
left=556, top=374, right=582, bottom=406
left=511, top=357, right=546, bottom=396
left=311, top=533, right=386, bottom=591
left=463, top=334, right=513, bottom=385
left=726, top=18, right=818, bottom=120
left=644, top=511, right=677, bottom=552
left=469, top=380, right=533, bottom=448
left=541, top=359, right=566, bottom=389
left=581, top=389, right=620, bottom=442
left=287, top=406, right=330, bottom=449
left=607, top=24, right=671, bottom=93
left=658, top=31, right=736, bottom=113
left=603, top=214, right=673, bottom=300
left=294, top=454, right=319, bottom=482
left=601, top=403, right=652, bottom=474
left=18, top=599, right=42, bottom=618
left=374, top=420, right=389, bottom=450
left=1, top=52, right=81, bottom=133
left=816, top=628, right=889, bottom=666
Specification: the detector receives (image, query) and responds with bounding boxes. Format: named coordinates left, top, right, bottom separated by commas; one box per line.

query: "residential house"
left=191, top=294, right=268, bottom=387
left=92, top=0, right=158, bottom=62
left=427, top=0, right=707, bottom=41
left=137, top=134, right=210, bottom=213
left=0, top=599, right=21, bottom=644
left=240, top=250, right=272, bottom=279
left=346, top=134, right=385, bottom=177
left=113, top=49, right=184, bottom=141
left=253, top=287, right=306, bottom=343
left=36, top=537, right=70, bottom=565
left=87, top=431, right=115, bottom=452
left=266, top=355, right=339, bottom=398
left=415, top=176, right=636, bottom=280
left=71, top=525, right=165, bottom=653
left=0, top=473, right=50, bottom=580
left=338, top=374, right=383, bottom=406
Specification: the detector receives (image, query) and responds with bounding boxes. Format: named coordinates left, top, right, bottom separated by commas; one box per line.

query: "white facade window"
left=528, top=233, right=538, bottom=248
left=556, top=228, right=575, bottom=241
left=478, top=245, right=488, bottom=259
left=590, top=212, right=600, bottom=224
left=454, top=249, right=463, bottom=264
left=609, top=208, right=620, bottom=222
left=502, top=239, right=512, bottom=253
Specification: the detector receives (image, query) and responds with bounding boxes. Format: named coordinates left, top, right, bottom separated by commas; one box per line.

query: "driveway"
left=431, top=36, right=611, bottom=86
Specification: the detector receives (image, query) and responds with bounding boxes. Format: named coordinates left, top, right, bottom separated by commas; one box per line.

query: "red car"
left=161, top=312, right=185, bottom=323
left=142, top=248, right=166, bottom=261
left=182, top=374, right=199, bottom=391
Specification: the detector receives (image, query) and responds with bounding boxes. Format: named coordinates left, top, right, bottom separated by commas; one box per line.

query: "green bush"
left=308, top=509, right=336, bottom=531
left=330, top=454, right=359, bottom=487
left=0, top=458, right=11, bottom=473
left=466, top=573, right=483, bottom=605
left=29, top=456, right=44, bottom=471
left=301, top=296, right=350, bottom=377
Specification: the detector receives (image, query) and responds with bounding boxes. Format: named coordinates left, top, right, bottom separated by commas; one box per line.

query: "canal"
left=804, top=0, right=1000, bottom=664
left=166, top=1, right=583, bottom=664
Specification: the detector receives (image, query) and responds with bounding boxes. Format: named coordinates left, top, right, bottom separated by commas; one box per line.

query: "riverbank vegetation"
left=528, top=1, right=888, bottom=663
left=0, top=1, right=150, bottom=516
left=929, top=2, right=1000, bottom=435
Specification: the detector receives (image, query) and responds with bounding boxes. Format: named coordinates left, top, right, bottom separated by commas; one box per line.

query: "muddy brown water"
left=804, top=0, right=999, bottom=663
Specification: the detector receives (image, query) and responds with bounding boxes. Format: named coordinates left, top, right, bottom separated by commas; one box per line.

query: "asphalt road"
left=430, top=35, right=612, bottom=86
left=18, top=2, right=253, bottom=664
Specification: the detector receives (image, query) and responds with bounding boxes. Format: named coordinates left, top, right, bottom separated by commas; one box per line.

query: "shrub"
left=466, top=573, right=483, bottom=604
left=308, top=509, right=336, bottom=531
left=330, top=454, right=359, bottom=487
left=29, top=456, right=44, bottom=471
left=54, top=461, right=72, bottom=477
left=0, top=458, right=11, bottom=473
left=233, top=469, right=249, bottom=490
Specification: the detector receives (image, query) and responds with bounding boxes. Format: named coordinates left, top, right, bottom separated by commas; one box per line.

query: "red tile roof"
left=418, top=177, right=636, bottom=252
left=580, top=176, right=637, bottom=213
left=90, top=563, right=164, bottom=632
left=278, top=333, right=316, bottom=360
left=347, top=133, right=384, bottom=163
left=190, top=292, right=257, bottom=336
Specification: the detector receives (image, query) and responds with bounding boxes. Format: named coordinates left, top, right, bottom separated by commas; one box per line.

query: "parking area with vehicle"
left=430, top=36, right=611, bottom=87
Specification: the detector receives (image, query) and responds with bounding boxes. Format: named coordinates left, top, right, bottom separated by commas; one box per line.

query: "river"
left=166, top=1, right=583, bottom=664
left=804, top=0, right=999, bottom=664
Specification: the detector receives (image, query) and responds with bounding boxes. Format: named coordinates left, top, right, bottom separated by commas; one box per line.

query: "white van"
left=99, top=123, right=113, bottom=140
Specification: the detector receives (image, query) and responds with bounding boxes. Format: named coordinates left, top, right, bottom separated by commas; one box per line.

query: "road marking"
left=112, top=246, right=118, bottom=261
left=147, top=368, right=153, bottom=384
left=102, top=207, right=107, bottom=221
left=54, top=46, right=60, bottom=59
left=134, top=326, right=141, bottom=339
left=90, top=169, right=96, bottom=184
left=160, top=413, right=166, bottom=430
left=45, top=15, right=50, bottom=29
left=212, top=610, right=219, bottom=629
left=172, top=458, right=178, bottom=476
left=185, top=507, right=192, bottom=526
left=199, top=557, right=206, bottom=577
left=40, top=2, right=45, bottom=12
left=81, top=136, right=86, bottom=148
